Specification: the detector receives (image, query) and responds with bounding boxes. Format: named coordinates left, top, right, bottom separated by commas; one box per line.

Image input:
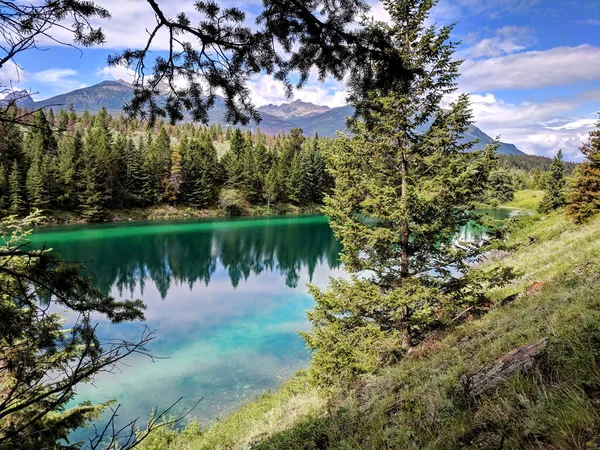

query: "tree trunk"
left=399, top=148, right=412, bottom=349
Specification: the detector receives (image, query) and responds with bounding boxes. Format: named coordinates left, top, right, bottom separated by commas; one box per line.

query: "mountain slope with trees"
left=17, top=81, right=525, bottom=155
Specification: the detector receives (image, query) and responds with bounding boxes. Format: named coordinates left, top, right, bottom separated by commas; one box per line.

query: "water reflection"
left=31, top=215, right=342, bottom=297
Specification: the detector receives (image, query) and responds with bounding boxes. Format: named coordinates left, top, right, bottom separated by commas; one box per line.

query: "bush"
left=218, top=188, right=249, bottom=216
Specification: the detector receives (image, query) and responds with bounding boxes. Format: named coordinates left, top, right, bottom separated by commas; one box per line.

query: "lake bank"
left=38, top=202, right=323, bottom=226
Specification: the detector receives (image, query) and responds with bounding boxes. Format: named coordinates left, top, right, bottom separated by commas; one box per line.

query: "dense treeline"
left=0, top=108, right=329, bottom=221
left=498, top=154, right=577, bottom=174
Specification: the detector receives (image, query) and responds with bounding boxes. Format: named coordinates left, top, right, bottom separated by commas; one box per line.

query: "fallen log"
left=463, top=339, right=548, bottom=398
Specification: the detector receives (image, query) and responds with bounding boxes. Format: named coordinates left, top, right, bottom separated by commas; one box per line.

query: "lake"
left=28, top=215, right=344, bottom=435
left=26, top=208, right=514, bottom=436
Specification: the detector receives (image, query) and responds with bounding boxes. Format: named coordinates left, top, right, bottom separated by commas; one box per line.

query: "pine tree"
left=302, top=0, right=507, bottom=386
left=141, top=127, right=171, bottom=204
left=0, top=164, right=8, bottom=209
left=264, top=165, right=279, bottom=208
left=222, top=128, right=245, bottom=186
left=56, top=131, right=83, bottom=209
left=288, top=151, right=306, bottom=205
left=124, top=138, right=144, bottom=206
left=165, top=139, right=183, bottom=203
left=538, top=149, right=566, bottom=213
left=80, top=119, right=111, bottom=221
left=306, top=137, right=326, bottom=204
left=9, top=160, right=26, bottom=214
left=567, top=118, right=600, bottom=222
left=26, top=159, right=49, bottom=210
left=181, top=137, right=218, bottom=208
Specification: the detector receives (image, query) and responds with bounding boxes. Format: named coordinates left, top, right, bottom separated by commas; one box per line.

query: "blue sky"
left=0, top=0, right=599, bottom=160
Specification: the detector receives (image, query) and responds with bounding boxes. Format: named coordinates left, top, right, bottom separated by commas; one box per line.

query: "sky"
left=0, top=0, right=599, bottom=160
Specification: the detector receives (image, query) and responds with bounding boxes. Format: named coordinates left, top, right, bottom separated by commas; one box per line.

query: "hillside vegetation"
left=135, top=193, right=600, bottom=450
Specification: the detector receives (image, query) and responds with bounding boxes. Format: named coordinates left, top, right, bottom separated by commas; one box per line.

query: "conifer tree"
left=567, top=118, right=600, bottom=222
left=303, top=0, right=507, bottom=385
left=8, top=161, right=26, bottom=214
left=181, top=137, right=218, bottom=208
left=288, top=152, right=307, bottom=205
left=222, top=128, right=246, bottom=186
left=306, top=137, right=327, bottom=203
left=26, top=159, right=49, bottom=210
left=124, top=138, right=144, bottom=206
left=538, top=149, right=566, bottom=213
left=56, top=131, right=83, bottom=208
left=264, top=165, right=279, bottom=208
left=80, top=117, right=112, bottom=221
left=165, top=140, right=183, bottom=203
left=0, top=164, right=7, bottom=209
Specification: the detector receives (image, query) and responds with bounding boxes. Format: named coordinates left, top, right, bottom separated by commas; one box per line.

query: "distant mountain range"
left=11, top=80, right=525, bottom=156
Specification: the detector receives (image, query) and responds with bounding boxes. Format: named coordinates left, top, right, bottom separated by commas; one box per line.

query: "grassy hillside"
left=137, top=201, right=600, bottom=450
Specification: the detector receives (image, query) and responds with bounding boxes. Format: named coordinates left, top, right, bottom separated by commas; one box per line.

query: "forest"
left=0, top=108, right=329, bottom=221
left=0, top=105, right=572, bottom=222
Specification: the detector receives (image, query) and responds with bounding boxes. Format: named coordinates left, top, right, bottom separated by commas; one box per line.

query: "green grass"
left=499, top=189, right=545, bottom=211
left=138, top=209, right=600, bottom=450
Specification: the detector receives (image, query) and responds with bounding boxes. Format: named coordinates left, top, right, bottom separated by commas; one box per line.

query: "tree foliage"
left=303, top=0, right=512, bottom=386
left=0, top=212, right=152, bottom=449
left=538, top=149, right=566, bottom=213
left=567, top=118, right=600, bottom=223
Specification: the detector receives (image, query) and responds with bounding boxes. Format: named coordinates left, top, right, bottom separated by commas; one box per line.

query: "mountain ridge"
left=15, top=80, right=525, bottom=156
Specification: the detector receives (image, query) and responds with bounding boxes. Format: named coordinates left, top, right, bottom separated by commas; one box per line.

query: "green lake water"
left=26, top=208, right=514, bottom=437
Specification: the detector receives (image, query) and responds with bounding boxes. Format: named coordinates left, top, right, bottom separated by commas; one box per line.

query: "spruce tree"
left=222, top=128, right=246, bottom=186
left=124, top=137, right=144, bottom=207
left=26, top=159, right=49, bottom=210
left=165, top=140, right=183, bottom=203
left=264, top=166, right=279, bottom=208
left=288, top=151, right=307, bottom=205
left=538, top=149, right=566, bottom=213
left=567, top=118, right=600, bottom=222
left=181, top=137, right=218, bottom=208
left=8, top=161, right=26, bottom=214
left=302, top=0, right=506, bottom=385
left=0, top=164, right=7, bottom=209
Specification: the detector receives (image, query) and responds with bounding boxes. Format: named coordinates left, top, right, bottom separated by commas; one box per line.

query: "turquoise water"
left=28, top=215, right=343, bottom=434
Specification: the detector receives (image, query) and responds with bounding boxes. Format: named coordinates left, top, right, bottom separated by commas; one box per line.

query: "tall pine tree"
left=302, top=0, right=506, bottom=386
left=538, top=149, right=566, bottom=213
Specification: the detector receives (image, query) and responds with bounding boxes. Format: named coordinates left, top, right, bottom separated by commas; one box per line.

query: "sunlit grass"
left=499, top=189, right=544, bottom=211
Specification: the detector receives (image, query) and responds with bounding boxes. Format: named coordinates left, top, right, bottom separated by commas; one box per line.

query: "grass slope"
left=138, top=206, right=600, bottom=450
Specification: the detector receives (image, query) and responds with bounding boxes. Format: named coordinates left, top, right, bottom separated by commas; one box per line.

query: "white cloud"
left=576, top=19, right=600, bottom=25
left=460, top=26, right=536, bottom=59
left=247, top=72, right=347, bottom=107
left=30, top=68, right=86, bottom=93
left=435, top=0, right=544, bottom=21
left=461, top=44, right=600, bottom=91
left=0, top=61, right=25, bottom=86
left=96, top=65, right=135, bottom=82
left=461, top=91, right=599, bottom=160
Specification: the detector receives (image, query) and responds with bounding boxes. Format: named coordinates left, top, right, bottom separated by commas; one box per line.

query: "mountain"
left=25, top=80, right=525, bottom=155
left=259, top=99, right=330, bottom=119
left=0, top=89, right=34, bottom=108
left=31, top=79, right=135, bottom=115
left=255, top=102, right=524, bottom=156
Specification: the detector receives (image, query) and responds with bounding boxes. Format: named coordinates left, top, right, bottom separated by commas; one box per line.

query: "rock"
left=500, top=293, right=519, bottom=306
left=463, top=339, right=547, bottom=398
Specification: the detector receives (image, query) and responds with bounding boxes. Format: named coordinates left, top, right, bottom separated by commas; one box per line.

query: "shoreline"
left=35, top=203, right=324, bottom=226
